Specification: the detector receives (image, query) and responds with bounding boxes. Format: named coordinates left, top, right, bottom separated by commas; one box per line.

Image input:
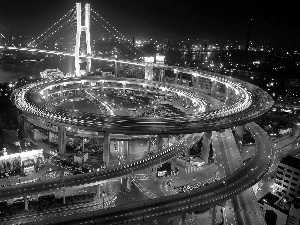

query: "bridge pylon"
left=75, top=3, right=91, bottom=77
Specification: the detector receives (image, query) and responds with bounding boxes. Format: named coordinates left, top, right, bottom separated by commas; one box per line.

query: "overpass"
left=23, top=122, right=273, bottom=225
left=6, top=52, right=275, bottom=224
left=0, top=3, right=279, bottom=224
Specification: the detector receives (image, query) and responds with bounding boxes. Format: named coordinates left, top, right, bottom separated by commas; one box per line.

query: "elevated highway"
left=6, top=57, right=276, bottom=224
left=0, top=133, right=202, bottom=201
left=1, top=123, right=273, bottom=225
left=11, top=76, right=272, bottom=135
left=213, top=129, right=265, bottom=225
left=29, top=122, right=273, bottom=225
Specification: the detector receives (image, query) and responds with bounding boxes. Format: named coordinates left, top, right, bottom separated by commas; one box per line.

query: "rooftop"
left=75, top=152, right=88, bottom=158
left=258, top=192, right=279, bottom=205
left=258, top=192, right=290, bottom=214
left=292, top=198, right=300, bottom=208
left=281, top=156, right=300, bottom=171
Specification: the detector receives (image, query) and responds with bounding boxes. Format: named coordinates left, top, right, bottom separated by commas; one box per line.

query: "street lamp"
left=189, top=197, right=191, bottom=214
left=61, top=170, right=66, bottom=204
left=102, top=190, right=105, bottom=209
left=142, top=200, right=145, bottom=223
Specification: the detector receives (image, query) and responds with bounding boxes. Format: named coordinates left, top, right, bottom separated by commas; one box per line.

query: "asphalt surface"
left=21, top=122, right=273, bottom=225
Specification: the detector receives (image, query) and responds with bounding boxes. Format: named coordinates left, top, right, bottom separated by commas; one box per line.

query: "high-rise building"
left=274, top=156, right=300, bottom=199
left=287, top=198, right=300, bottom=225
left=258, top=193, right=300, bottom=225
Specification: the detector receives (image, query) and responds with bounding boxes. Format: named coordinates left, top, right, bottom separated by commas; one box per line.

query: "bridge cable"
left=28, top=7, right=75, bottom=47
left=36, top=9, right=76, bottom=49
left=91, top=8, right=127, bottom=40
left=90, top=13, right=138, bottom=57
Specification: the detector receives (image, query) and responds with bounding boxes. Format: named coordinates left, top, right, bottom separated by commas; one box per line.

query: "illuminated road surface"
left=19, top=122, right=272, bottom=225
left=6, top=62, right=275, bottom=224
left=213, top=128, right=266, bottom=225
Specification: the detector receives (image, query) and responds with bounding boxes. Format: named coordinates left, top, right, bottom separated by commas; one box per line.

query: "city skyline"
left=0, top=0, right=299, bottom=46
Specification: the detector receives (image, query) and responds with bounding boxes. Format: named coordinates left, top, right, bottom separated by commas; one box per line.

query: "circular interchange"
left=7, top=67, right=275, bottom=224
left=11, top=68, right=273, bottom=135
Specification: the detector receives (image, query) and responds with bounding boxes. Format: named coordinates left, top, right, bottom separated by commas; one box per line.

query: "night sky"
left=0, top=0, right=299, bottom=45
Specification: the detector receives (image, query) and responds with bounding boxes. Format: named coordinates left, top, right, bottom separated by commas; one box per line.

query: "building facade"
left=274, top=156, right=300, bottom=199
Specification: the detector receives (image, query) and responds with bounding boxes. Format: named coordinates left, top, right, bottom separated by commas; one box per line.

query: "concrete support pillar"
left=211, top=80, right=217, bottom=97
left=152, top=166, right=157, bottom=181
left=171, top=160, right=176, bottom=170
left=24, top=196, right=28, bottom=210
left=21, top=115, right=29, bottom=139
left=163, top=136, right=169, bottom=148
left=185, top=148, right=190, bottom=161
left=114, top=61, right=118, bottom=77
left=60, top=85, right=63, bottom=99
left=86, top=60, right=91, bottom=74
left=82, top=138, right=85, bottom=152
left=43, top=89, right=48, bottom=101
left=209, top=206, right=216, bottom=225
left=117, top=140, right=121, bottom=155
left=202, top=103, right=212, bottom=163
left=103, top=132, right=111, bottom=165
left=182, top=212, right=187, bottom=225
left=96, top=183, right=102, bottom=201
left=148, top=137, right=151, bottom=153
left=135, top=66, right=138, bottom=78
left=121, top=140, right=128, bottom=155
left=126, top=176, right=132, bottom=192
left=191, top=75, right=195, bottom=85
left=235, top=125, right=245, bottom=151
left=175, top=72, right=178, bottom=84
left=62, top=188, right=66, bottom=204
left=179, top=73, right=183, bottom=85
left=115, top=140, right=120, bottom=153
left=127, top=140, right=130, bottom=155
left=159, top=69, right=165, bottom=82
left=100, top=82, right=104, bottom=94
left=104, top=182, right=109, bottom=195
left=48, top=132, right=54, bottom=143
left=123, top=83, right=126, bottom=93
left=58, top=126, right=67, bottom=155
left=225, top=86, right=231, bottom=106
left=156, top=135, right=163, bottom=152
left=202, top=131, right=212, bottom=163
left=145, top=64, right=153, bottom=81
left=79, top=82, right=83, bottom=94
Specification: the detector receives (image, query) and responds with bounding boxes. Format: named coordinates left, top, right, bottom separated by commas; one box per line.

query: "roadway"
left=4, top=46, right=276, bottom=224
left=213, top=129, right=266, bottom=225
left=11, top=76, right=273, bottom=135
left=265, top=124, right=300, bottom=177
left=22, top=122, right=273, bottom=225
left=0, top=133, right=202, bottom=201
